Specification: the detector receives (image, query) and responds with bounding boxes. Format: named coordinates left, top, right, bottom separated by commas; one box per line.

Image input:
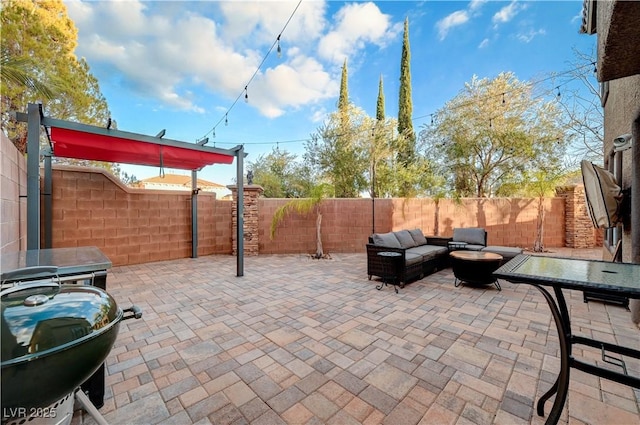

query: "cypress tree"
left=338, top=59, right=349, bottom=119
left=376, top=75, right=385, bottom=122
left=398, top=17, right=415, bottom=164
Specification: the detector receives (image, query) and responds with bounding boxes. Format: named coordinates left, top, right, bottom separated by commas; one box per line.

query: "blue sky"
left=64, top=0, right=596, bottom=189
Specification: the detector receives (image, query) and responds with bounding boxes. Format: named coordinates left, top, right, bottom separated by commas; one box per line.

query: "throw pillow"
left=408, top=228, right=428, bottom=245
left=372, top=232, right=402, bottom=248
left=395, top=230, right=417, bottom=248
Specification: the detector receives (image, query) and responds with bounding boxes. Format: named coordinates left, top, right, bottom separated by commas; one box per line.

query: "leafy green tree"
left=270, top=183, right=334, bottom=258
left=1, top=0, right=111, bottom=154
left=248, top=148, right=315, bottom=198
left=397, top=17, right=416, bottom=196
left=507, top=165, right=572, bottom=252
left=421, top=72, right=568, bottom=198
left=305, top=61, right=368, bottom=198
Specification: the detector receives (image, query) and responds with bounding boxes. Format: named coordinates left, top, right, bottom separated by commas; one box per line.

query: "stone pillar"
left=227, top=185, right=263, bottom=256
left=556, top=185, right=602, bottom=248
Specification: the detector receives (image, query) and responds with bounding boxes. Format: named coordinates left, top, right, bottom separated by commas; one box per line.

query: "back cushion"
left=371, top=232, right=402, bottom=248
left=408, top=228, right=428, bottom=245
left=453, top=228, right=486, bottom=245
left=395, top=230, right=417, bottom=248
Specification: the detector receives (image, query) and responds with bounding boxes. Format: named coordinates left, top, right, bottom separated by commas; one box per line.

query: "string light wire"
left=204, top=61, right=596, bottom=148
left=201, top=0, right=303, bottom=140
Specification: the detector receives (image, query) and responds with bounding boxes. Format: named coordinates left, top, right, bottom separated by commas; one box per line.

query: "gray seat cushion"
left=464, top=244, right=486, bottom=251
left=408, top=245, right=448, bottom=261
left=405, top=252, right=423, bottom=266
left=482, top=246, right=523, bottom=260
left=372, top=232, right=402, bottom=248
left=395, top=230, right=417, bottom=248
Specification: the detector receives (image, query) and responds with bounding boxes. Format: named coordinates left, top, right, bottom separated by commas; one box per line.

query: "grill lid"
left=1, top=282, right=118, bottom=364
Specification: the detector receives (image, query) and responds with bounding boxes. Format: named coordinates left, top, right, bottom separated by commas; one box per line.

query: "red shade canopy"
left=50, top=126, right=234, bottom=170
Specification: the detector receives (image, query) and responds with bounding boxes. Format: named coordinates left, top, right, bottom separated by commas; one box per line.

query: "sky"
left=64, top=0, right=597, bottom=191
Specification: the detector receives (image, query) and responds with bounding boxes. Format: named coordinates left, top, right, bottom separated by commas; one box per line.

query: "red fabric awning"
left=50, top=127, right=234, bottom=170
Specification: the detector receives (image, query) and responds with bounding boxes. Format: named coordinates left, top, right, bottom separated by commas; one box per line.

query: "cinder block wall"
left=1, top=133, right=27, bottom=254
left=260, top=196, right=566, bottom=254
left=47, top=166, right=232, bottom=266
left=259, top=198, right=394, bottom=255
left=37, top=166, right=595, bottom=262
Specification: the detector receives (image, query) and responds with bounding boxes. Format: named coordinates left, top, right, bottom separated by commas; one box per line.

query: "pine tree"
left=397, top=17, right=415, bottom=168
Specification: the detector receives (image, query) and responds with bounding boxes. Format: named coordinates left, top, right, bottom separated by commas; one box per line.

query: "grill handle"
left=1, top=266, right=59, bottom=283
left=122, top=305, right=143, bottom=320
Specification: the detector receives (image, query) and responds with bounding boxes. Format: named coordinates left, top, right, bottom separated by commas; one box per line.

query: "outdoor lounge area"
left=69, top=250, right=639, bottom=425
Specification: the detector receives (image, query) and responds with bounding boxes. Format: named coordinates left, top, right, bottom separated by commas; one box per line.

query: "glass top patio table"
left=493, top=254, right=640, bottom=425
left=494, top=254, right=640, bottom=298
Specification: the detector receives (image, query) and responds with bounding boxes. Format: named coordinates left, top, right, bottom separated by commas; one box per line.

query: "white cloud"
left=517, top=28, right=546, bottom=43
left=478, top=38, right=490, bottom=48
left=65, top=0, right=347, bottom=118
left=436, top=0, right=487, bottom=41
left=218, top=1, right=327, bottom=48
left=317, top=2, right=400, bottom=64
left=469, top=0, right=488, bottom=12
left=436, top=10, right=470, bottom=41
left=492, top=1, right=525, bottom=25
left=310, top=107, right=328, bottom=123
left=65, top=0, right=400, bottom=120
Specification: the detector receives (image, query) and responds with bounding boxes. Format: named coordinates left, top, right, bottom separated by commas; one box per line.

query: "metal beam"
left=40, top=115, right=235, bottom=158
left=191, top=170, right=198, bottom=258
left=26, top=103, right=41, bottom=250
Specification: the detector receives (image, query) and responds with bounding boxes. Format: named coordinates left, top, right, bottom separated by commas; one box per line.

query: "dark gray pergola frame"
left=17, top=103, right=247, bottom=276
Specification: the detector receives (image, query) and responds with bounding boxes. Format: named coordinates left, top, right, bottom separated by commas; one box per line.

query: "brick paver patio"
left=74, top=250, right=639, bottom=425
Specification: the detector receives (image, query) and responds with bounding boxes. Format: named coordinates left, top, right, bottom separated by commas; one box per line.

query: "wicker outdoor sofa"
left=366, top=229, right=451, bottom=285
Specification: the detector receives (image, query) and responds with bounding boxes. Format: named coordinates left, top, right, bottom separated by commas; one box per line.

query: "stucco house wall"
left=588, top=0, right=640, bottom=264
left=603, top=75, right=640, bottom=262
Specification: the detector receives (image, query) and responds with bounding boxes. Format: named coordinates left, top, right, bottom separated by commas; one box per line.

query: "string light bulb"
left=244, top=86, right=249, bottom=103
left=277, top=35, right=282, bottom=58
left=502, top=93, right=506, bottom=105
left=225, top=113, right=228, bottom=126
left=556, top=86, right=561, bottom=99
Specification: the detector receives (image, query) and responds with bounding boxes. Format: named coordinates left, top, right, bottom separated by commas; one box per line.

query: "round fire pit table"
left=450, top=251, right=503, bottom=290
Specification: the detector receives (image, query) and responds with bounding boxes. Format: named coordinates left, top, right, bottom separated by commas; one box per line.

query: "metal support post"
left=26, top=103, right=41, bottom=250
left=43, top=149, right=53, bottom=248
left=236, top=145, right=244, bottom=277
left=191, top=170, right=198, bottom=258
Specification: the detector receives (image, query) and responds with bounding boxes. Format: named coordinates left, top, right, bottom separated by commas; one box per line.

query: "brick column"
left=227, top=185, right=263, bottom=256
left=556, top=185, right=602, bottom=248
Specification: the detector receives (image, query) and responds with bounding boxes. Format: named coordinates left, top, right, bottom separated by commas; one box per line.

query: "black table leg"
left=532, top=285, right=572, bottom=425
left=80, top=270, right=107, bottom=409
